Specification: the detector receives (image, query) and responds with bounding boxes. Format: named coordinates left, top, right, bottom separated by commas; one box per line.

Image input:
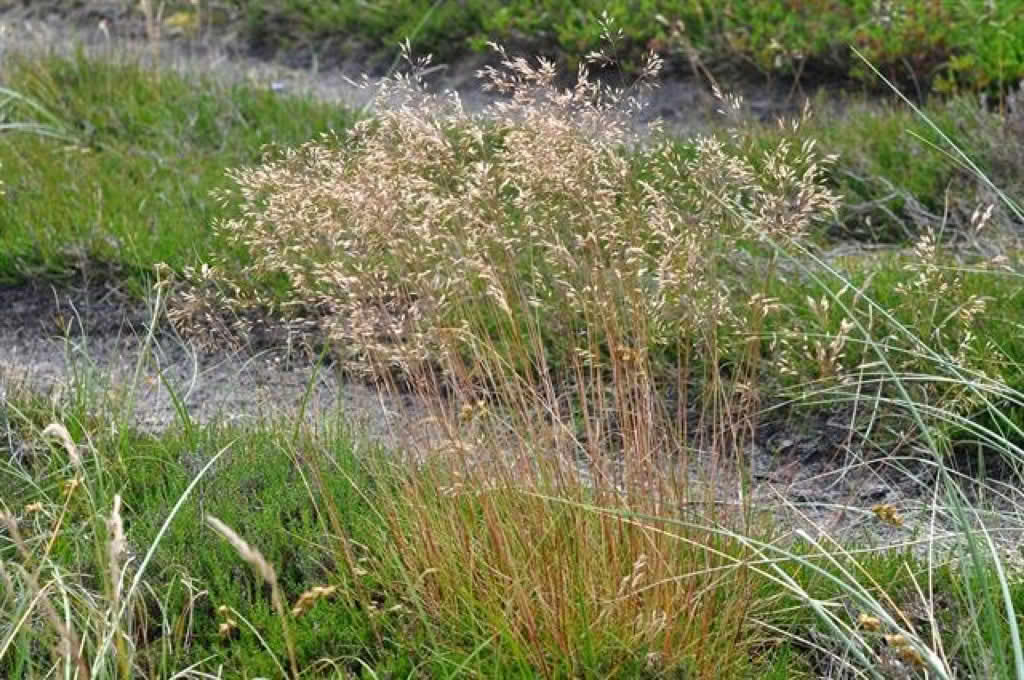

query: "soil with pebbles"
left=1, top=3, right=1018, bottom=557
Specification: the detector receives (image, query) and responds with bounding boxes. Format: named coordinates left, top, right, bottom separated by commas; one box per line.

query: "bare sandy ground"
left=0, top=274, right=438, bottom=449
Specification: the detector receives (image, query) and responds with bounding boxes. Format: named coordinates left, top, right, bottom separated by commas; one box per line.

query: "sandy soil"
left=0, top=274, right=439, bottom=448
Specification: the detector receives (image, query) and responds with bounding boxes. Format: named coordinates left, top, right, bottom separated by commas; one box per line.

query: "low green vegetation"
left=4, top=376, right=998, bottom=679
left=191, top=0, right=1024, bottom=96
left=3, top=16, right=1024, bottom=680
left=0, top=52, right=358, bottom=283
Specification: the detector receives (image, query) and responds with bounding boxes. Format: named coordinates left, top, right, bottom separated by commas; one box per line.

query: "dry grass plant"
left=171, top=20, right=840, bottom=477
left=168, top=17, right=851, bottom=674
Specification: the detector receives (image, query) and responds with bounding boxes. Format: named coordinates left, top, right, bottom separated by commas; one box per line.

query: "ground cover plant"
left=5, top=13, right=1024, bottom=680
left=90, top=0, right=1024, bottom=98
left=0, top=50, right=358, bottom=284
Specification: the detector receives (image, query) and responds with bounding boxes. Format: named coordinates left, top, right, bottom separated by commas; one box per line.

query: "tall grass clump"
left=169, top=17, right=849, bottom=675
left=172, top=26, right=841, bottom=465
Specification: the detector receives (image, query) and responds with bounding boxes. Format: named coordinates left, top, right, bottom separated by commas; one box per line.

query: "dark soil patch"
left=0, top=270, right=149, bottom=340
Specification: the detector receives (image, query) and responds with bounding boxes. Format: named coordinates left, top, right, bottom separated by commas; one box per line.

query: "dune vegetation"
left=3, top=3, right=1024, bottom=678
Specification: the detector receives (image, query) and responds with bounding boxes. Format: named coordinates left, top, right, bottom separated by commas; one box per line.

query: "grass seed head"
left=41, top=422, right=82, bottom=470
left=205, top=515, right=277, bottom=586
left=107, top=494, right=127, bottom=603
left=291, top=584, right=338, bottom=617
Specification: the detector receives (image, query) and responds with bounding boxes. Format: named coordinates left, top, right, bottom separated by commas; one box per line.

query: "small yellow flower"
left=871, top=504, right=904, bottom=527
left=856, top=613, right=881, bottom=632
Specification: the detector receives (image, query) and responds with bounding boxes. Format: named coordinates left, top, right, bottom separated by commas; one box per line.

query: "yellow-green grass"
left=0, top=51, right=359, bottom=285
